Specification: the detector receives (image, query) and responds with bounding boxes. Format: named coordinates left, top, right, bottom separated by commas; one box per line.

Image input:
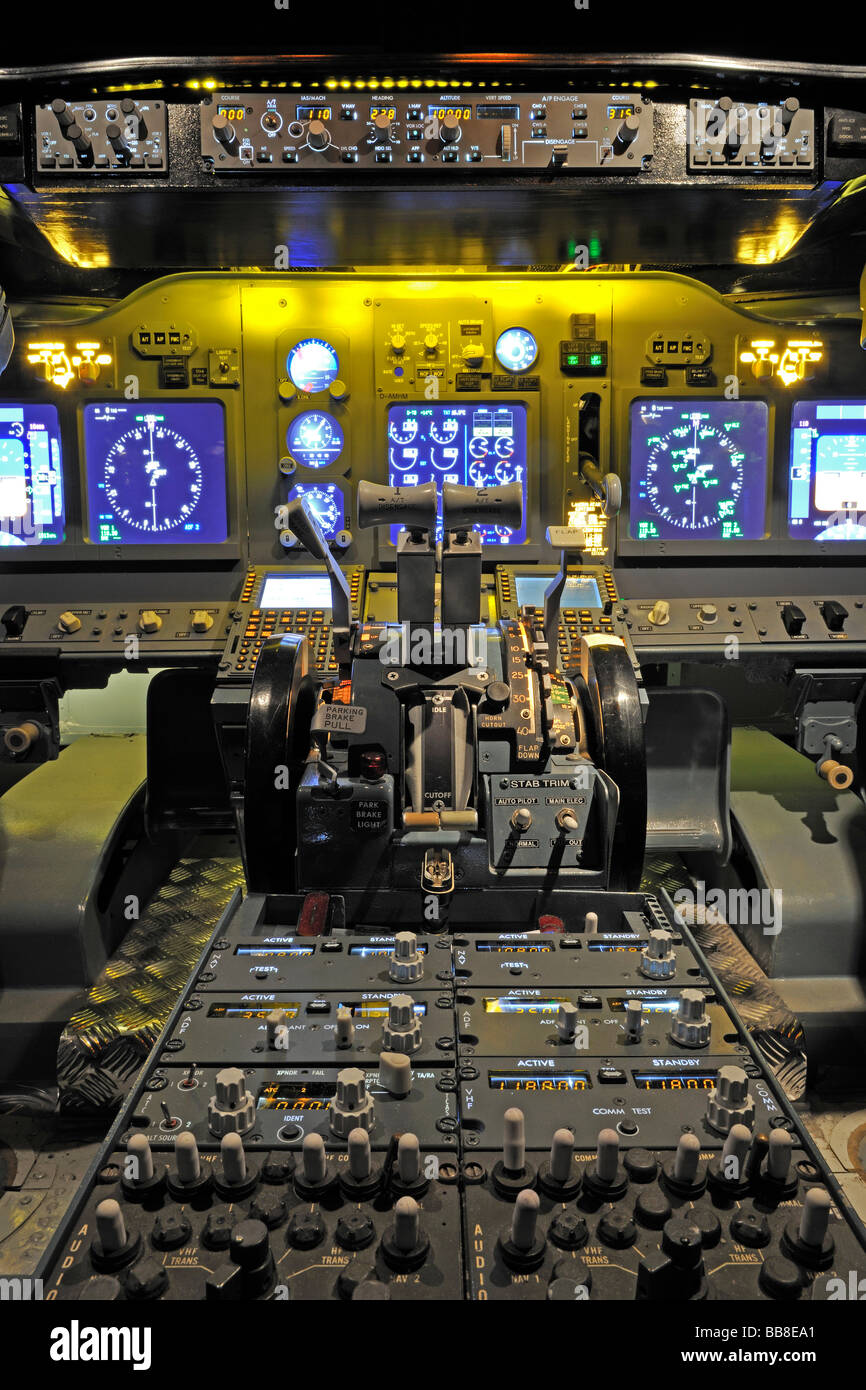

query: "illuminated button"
left=138, top=611, right=162, bottom=634
left=77, top=360, right=100, bottom=384
left=58, top=611, right=82, bottom=634
left=191, top=610, right=214, bottom=633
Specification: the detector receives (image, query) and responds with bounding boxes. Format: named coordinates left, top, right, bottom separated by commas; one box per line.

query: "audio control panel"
left=38, top=889, right=866, bottom=1300
left=688, top=97, right=815, bottom=172
left=34, top=98, right=167, bottom=174
left=201, top=92, right=654, bottom=173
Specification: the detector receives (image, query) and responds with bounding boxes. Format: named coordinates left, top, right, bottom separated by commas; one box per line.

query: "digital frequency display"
left=0, top=405, right=64, bottom=547
left=341, top=1001, right=427, bottom=1017
left=489, top=1072, right=592, bottom=1091
left=83, top=402, right=228, bottom=545
left=257, top=1081, right=336, bottom=1111
left=387, top=403, right=528, bottom=545
left=632, top=1071, right=717, bottom=1090
left=475, top=941, right=553, bottom=953
left=348, top=943, right=429, bottom=957
left=483, top=997, right=568, bottom=1013
left=587, top=941, right=644, bottom=952
left=629, top=399, right=769, bottom=540
left=607, top=996, right=680, bottom=1013
left=207, top=1002, right=301, bottom=1020
left=258, top=574, right=334, bottom=609
left=788, top=401, right=866, bottom=540
left=234, top=944, right=315, bottom=956
left=513, top=574, right=603, bottom=609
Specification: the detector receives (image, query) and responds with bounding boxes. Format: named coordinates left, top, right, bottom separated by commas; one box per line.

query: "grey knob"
left=720, top=1123, right=751, bottom=1184
left=596, top=1128, right=620, bottom=1183
left=96, top=1199, right=128, bottom=1254
left=302, top=1133, right=328, bottom=1184
left=584, top=911, right=599, bottom=936
left=389, top=932, right=424, bottom=983
left=670, top=989, right=711, bottom=1048
left=510, top=807, right=533, bottom=832
left=706, top=1065, right=755, bottom=1134
left=648, top=599, right=670, bottom=626
left=397, top=1133, right=422, bottom=1185
left=221, top=1132, right=248, bottom=1185
left=336, top=1006, right=354, bottom=1047
left=614, top=114, right=640, bottom=150
left=126, top=1134, right=154, bottom=1183
left=329, top=1067, right=376, bottom=1136
left=798, top=1187, right=831, bottom=1247
left=307, top=119, right=330, bottom=150
left=672, top=1133, right=702, bottom=1184
left=174, top=1132, right=201, bottom=1184
left=382, top=995, right=422, bottom=1053
left=767, top=1129, right=793, bottom=1182
left=348, top=1128, right=373, bottom=1180
left=640, top=929, right=676, bottom=980
left=510, top=1189, right=541, bottom=1251
left=208, top=1066, right=255, bottom=1136
left=267, top=1008, right=290, bottom=1050
left=549, top=1129, right=575, bottom=1183
left=503, top=1108, right=526, bottom=1172
left=557, top=1001, right=578, bottom=1042
left=625, top=999, right=644, bottom=1042
left=393, top=1196, right=422, bottom=1252
left=379, top=1051, right=412, bottom=1097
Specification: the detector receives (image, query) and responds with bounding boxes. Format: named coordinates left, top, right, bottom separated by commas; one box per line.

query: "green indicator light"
left=568, top=354, right=580, bottom=365
left=590, top=353, right=603, bottom=366
left=589, top=237, right=601, bottom=259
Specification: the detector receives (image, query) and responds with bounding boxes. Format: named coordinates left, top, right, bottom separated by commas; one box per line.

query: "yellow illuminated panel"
left=739, top=336, right=824, bottom=386
left=566, top=499, right=608, bottom=555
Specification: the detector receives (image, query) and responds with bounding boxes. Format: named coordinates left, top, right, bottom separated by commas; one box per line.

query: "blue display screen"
left=83, top=402, right=228, bottom=545
left=788, top=400, right=866, bottom=540
left=513, top=574, right=603, bottom=609
left=629, top=398, right=769, bottom=540
left=286, top=339, right=339, bottom=395
left=0, top=404, right=64, bottom=547
left=387, top=402, right=528, bottom=544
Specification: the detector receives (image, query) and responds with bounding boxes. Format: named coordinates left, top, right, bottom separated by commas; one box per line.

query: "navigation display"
left=0, top=405, right=64, bottom=547
left=629, top=398, right=769, bottom=540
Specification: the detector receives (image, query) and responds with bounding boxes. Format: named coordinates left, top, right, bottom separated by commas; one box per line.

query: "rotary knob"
left=389, top=932, right=424, bottom=983
left=370, top=113, right=393, bottom=141
left=613, top=114, right=640, bottom=151
left=106, top=123, right=131, bottom=158
left=329, top=1066, right=375, bottom=1137
left=208, top=1066, right=255, bottom=1137
left=389, top=333, right=406, bottom=355
left=57, top=610, right=81, bottom=634
left=50, top=98, right=74, bottom=131
left=706, top=1065, right=755, bottom=1135
left=698, top=603, right=718, bottom=623
left=670, top=989, right=711, bottom=1048
left=191, top=610, right=214, bottom=633
left=382, top=995, right=422, bottom=1053
left=640, top=929, right=676, bottom=979
left=212, top=113, right=238, bottom=151
left=307, top=119, right=330, bottom=151
left=461, top=342, right=484, bottom=368
left=648, top=599, right=670, bottom=626
left=138, top=610, right=162, bottom=633
left=66, top=123, right=92, bottom=156
left=439, top=113, right=461, bottom=143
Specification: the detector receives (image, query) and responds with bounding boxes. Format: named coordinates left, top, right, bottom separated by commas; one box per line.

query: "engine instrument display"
left=629, top=398, right=769, bottom=540
left=387, top=402, right=528, bottom=544
left=83, top=401, right=228, bottom=545
left=286, top=411, right=344, bottom=468
left=0, top=405, right=64, bottom=548
left=788, top=400, right=866, bottom=540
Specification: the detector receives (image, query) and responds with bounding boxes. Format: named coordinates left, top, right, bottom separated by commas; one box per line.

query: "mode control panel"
left=34, top=98, right=168, bottom=174
left=201, top=93, right=653, bottom=173
left=688, top=97, right=815, bottom=172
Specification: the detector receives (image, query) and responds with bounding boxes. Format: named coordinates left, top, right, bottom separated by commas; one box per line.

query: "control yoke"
left=286, top=497, right=351, bottom=661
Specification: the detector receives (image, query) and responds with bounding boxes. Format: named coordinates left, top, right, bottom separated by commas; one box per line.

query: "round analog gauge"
left=388, top=415, right=418, bottom=445
left=286, top=411, right=344, bottom=468
left=494, top=459, right=516, bottom=484
left=100, top=416, right=203, bottom=534
left=495, top=327, right=538, bottom=374
left=286, top=339, right=340, bottom=395
left=468, top=459, right=493, bottom=486
left=289, top=483, right=342, bottom=539
left=468, top=435, right=489, bottom=460
left=642, top=415, right=747, bottom=532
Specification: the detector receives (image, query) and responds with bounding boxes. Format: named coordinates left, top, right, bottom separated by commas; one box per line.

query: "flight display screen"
left=788, top=400, right=866, bottom=540
left=629, top=398, right=769, bottom=540
left=0, top=405, right=64, bottom=547
left=83, top=401, right=228, bottom=544
left=259, top=573, right=333, bottom=609
left=387, top=402, right=528, bottom=545
left=513, top=574, right=603, bottom=609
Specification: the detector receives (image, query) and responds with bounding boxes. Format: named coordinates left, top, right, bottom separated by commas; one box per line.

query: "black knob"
left=439, top=113, right=461, bottom=144
left=50, top=98, right=73, bottom=130
left=106, top=123, right=130, bottom=158
left=212, top=113, right=238, bottom=151
left=65, top=123, right=91, bottom=156
left=229, top=1218, right=270, bottom=1268
left=1, top=605, right=27, bottom=639
left=781, top=602, right=806, bottom=637
left=820, top=599, right=848, bottom=633
left=661, top=1216, right=703, bottom=1269
left=484, top=681, right=511, bottom=711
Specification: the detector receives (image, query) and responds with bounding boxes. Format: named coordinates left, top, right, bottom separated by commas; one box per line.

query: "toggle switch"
left=91, top=1198, right=141, bottom=1271
left=556, top=1001, right=578, bottom=1041
left=538, top=1127, right=582, bottom=1200
left=624, top=998, right=644, bottom=1042
left=336, top=1006, right=355, bottom=1048
left=497, top=1188, right=546, bottom=1271
left=510, top=806, right=533, bottom=832
left=379, top=1050, right=412, bottom=1097
left=492, top=1107, right=536, bottom=1195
